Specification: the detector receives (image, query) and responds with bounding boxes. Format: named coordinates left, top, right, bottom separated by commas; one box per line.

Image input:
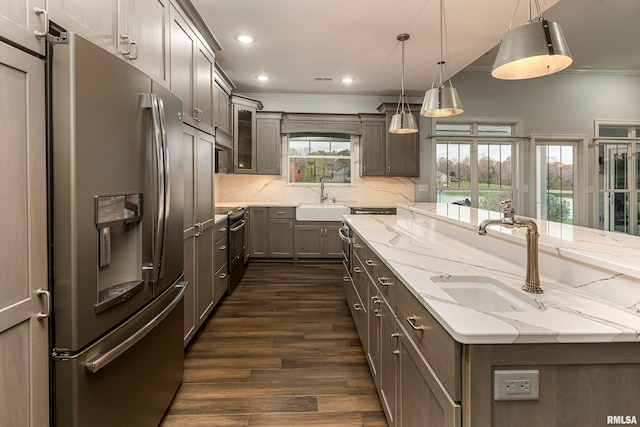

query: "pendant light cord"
left=396, top=35, right=413, bottom=115
left=431, top=0, right=454, bottom=90
left=508, top=0, right=543, bottom=30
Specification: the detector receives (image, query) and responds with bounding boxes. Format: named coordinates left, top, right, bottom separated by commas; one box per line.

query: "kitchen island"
left=343, top=203, right=640, bottom=427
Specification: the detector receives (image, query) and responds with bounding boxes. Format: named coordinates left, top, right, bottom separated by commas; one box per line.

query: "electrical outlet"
left=506, top=379, right=530, bottom=394
left=494, top=370, right=539, bottom=401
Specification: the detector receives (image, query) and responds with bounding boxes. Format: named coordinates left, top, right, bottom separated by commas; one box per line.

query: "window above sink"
left=288, top=133, right=352, bottom=185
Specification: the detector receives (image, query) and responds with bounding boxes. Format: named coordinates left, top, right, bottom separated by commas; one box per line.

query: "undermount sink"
left=296, top=204, right=350, bottom=221
left=431, top=275, right=545, bottom=313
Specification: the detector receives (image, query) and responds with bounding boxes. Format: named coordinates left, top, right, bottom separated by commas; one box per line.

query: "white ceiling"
left=192, top=0, right=640, bottom=97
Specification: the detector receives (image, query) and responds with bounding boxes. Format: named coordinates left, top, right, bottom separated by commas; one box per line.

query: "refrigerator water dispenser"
left=95, top=194, right=144, bottom=313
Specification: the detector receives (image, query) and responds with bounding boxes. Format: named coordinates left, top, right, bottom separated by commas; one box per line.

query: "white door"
left=0, top=41, right=49, bottom=426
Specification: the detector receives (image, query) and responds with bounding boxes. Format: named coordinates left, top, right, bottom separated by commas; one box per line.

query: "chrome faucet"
left=478, top=200, right=543, bottom=294
left=320, top=177, right=329, bottom=203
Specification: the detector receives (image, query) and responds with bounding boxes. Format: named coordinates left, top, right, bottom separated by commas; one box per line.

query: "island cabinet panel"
left=398, top=332, right=461, bottom=427
left=397, top=279, right=462, bottom=401
left=379, top=295, right=398, bottom=426
left=464, top=343, right=640, bottom=427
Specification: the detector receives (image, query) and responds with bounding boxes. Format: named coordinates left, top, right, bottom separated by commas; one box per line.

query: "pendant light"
left=421, top=0, right=463, bottom=118
left=389, top=34, right=418, bottom=134
left=492, top=0, right=572, bottom=80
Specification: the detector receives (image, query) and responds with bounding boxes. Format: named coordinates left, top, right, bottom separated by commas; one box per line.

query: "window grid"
left=434, top=122, right=517, bottom=212
left=288, top=134, right=352, bottom=185
left=596, top=122, right=640, bottom=235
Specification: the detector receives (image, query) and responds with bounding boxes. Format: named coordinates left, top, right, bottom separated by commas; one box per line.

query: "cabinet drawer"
left=269, top=207, right=294, bottom=219
left=352, top=232, right=367, bottom=264
left=214, top=221, right=228, bottom=242
left=397, top=281, right=461, bottom=401
left=214, top=236, right=228, bottom=272
left=364, top=249, right=397, bottom=313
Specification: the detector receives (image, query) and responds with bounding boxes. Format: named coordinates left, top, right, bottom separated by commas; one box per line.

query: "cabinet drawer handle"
left=406, top=315, right=426, bottom=331
left=277, top=211, right=285, bottom=215
left=365, top=260, right=375, bottom=267
left=343, top=276, right=350, bottom=282
left=378, top=277, right=393, bottom=287
left=219, top=227, right=227, bottom=232
left=128, top=41, right=138, bottom=60
left=36, top=288, right=51, bottom=320
left=353, top=266, right=362, bottom=273
left=219, top=273, right=227, bottom=279
left=353, top=303, right=363, bottom=311
left=353, top=243, right=364, bottom=249
left=219, top=245, right=226, bottom=251
left=371, top=296, right=381, bottom=316
left=33, top=7, right=49, bottom=39
left=391, top=332, right=400, bottom=355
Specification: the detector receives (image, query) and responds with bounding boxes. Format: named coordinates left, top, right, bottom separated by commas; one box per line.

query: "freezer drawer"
left=54, top=281, right=186, bottom=427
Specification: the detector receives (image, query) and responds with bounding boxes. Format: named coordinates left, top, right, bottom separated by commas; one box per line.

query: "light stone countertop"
left=215, top=201, right=396, bottom=209
left=344, top=204, right=640, bottom=345
left=214, top=214, right=228, bottom=223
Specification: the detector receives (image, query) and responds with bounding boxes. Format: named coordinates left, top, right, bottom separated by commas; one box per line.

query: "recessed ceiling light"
left=235, top=33, right=255, bottom=44
left=256, top=74, right=270, bottom=81
left=341, top=77, right=354, bottom=83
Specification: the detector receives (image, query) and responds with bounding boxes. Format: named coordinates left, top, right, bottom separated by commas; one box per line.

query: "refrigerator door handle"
left=156, top=97, right=170, bottom=279
left=83, top=282, right=187, bottom=374
left=142, top=93, right=166, bottom=283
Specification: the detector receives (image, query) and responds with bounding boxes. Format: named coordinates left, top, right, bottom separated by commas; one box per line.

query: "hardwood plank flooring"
left=160, top=262, right=388, bottom=427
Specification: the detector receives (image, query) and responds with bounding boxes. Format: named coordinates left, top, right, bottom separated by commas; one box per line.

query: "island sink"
left=431, top=275, right=545, bottom=313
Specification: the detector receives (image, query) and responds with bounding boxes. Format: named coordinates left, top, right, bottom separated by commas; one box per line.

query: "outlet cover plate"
left=494, top=369, right=540, bottom=401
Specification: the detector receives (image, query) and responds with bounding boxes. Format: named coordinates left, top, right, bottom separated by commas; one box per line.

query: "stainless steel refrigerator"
left=49, top=33, right=185, bottom=427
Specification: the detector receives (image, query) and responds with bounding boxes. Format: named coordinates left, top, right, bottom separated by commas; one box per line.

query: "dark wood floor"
left=160, top=262, right=388, bottom=427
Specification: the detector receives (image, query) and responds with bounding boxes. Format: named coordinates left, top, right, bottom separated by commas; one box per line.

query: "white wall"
left=452, top=70, right=640, bottom=135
